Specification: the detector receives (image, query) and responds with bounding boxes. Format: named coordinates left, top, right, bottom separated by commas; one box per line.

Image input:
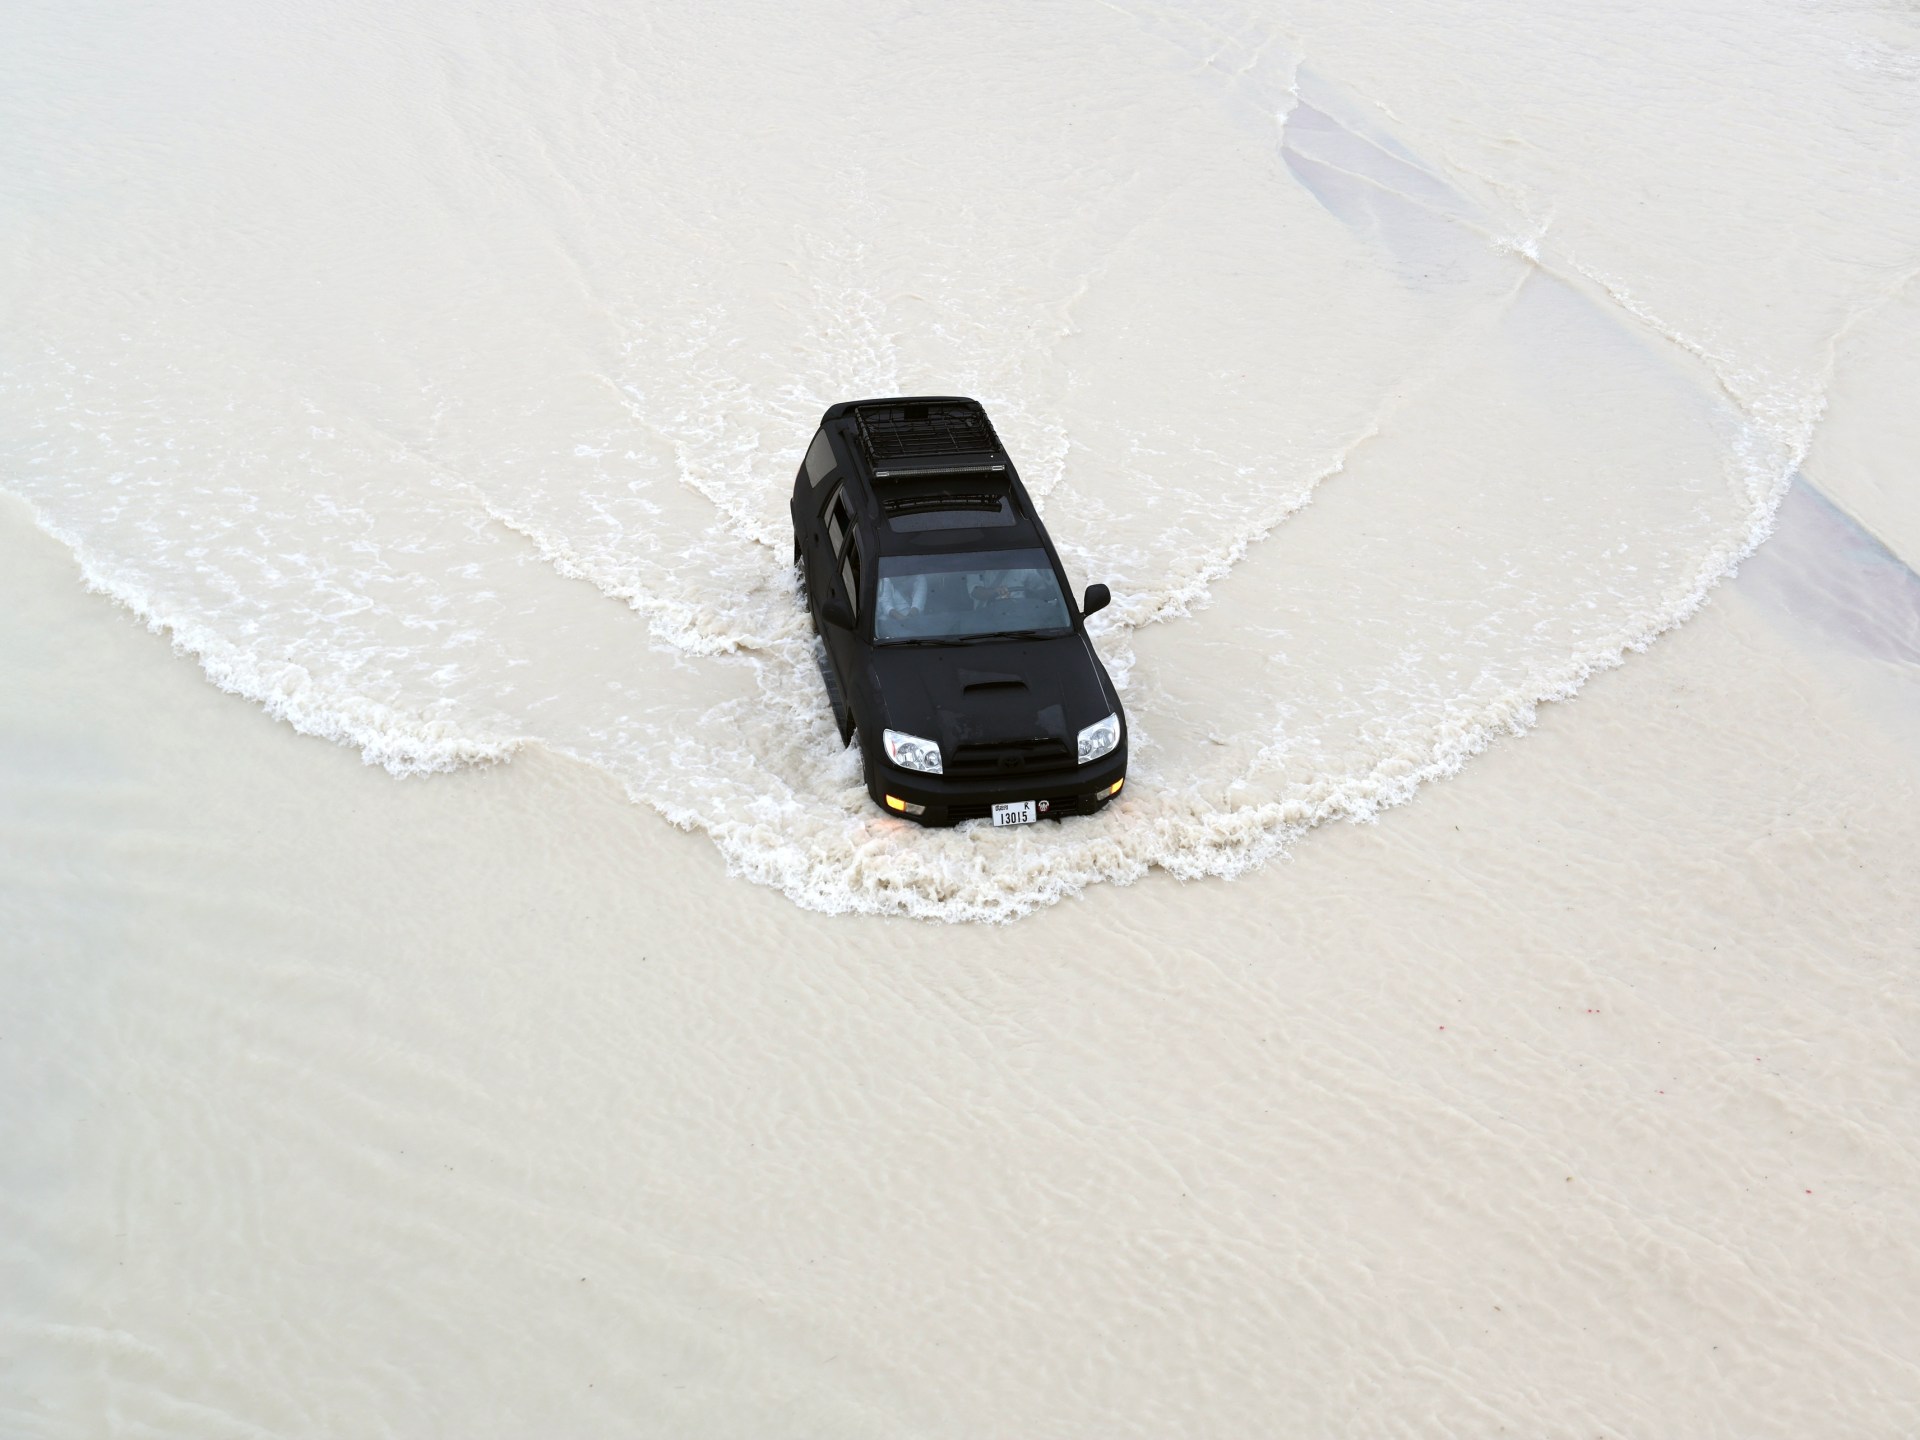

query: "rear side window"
left=804, top=429, right=837, bottom=488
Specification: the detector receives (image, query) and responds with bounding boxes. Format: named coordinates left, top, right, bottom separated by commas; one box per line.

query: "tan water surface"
left=4, top=0, right=1919, bottom=1433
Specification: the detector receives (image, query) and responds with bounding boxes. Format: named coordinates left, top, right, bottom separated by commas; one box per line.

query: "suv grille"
left=946, top=738, right=1073, bottom=777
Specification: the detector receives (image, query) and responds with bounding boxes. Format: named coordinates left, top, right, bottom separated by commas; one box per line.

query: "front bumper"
left=866, top=744, right=1128, bottom=827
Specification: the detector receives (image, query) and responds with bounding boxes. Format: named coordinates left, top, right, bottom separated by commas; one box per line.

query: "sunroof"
left=889, top=500, right=1016, bottom=532
left=880, top=488, right=1005, bottom=515
left=882, top=484, right=1016, bottom=531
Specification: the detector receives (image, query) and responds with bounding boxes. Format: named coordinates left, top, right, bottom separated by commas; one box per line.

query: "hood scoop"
left=958, top=669, right=1028, bottom=694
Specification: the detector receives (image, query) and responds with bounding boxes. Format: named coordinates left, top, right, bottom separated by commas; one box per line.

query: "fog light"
left=884, top=795, right=926, bottom=816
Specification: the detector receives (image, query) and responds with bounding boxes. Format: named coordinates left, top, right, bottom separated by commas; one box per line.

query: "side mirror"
left=1081, top=583, right=1111, bottom=619
left=821, top=595, right=856, bottom=630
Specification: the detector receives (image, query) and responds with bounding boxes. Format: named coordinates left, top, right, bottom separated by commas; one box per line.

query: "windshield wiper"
left=879, top=626, right=1070, bottom=647
left=953, top=627, right=1068, bottom=644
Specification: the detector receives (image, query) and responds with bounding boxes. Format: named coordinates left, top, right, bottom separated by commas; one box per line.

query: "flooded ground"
left=4, top=0, right=1918, bottom=1432
left=8, top=0, right=1917, bottom=917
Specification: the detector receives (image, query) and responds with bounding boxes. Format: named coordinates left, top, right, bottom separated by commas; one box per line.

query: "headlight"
left=1077, top=712, right=1120, bottom=764
left=883, top=728, right=943, bottom=774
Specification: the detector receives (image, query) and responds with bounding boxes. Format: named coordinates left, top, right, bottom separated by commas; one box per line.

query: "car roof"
left=817, top=396, right=1053, bottom=560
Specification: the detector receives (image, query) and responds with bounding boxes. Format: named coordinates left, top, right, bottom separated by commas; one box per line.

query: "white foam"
left=23, top=504, right=525, bottom=776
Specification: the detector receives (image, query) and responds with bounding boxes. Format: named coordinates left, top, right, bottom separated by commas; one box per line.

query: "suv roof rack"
left=852, top=399, right=1005, bottom=478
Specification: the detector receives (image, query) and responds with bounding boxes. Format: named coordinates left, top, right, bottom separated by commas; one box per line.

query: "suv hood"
left=866, top=633, right=1113, bottom=756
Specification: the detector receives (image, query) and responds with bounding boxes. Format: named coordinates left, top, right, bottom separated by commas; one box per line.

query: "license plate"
left=991, top=800, right=1037, bottom=827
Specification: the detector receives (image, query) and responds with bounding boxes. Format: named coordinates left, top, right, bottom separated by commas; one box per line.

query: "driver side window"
left=840, top=532, right=862, bottom=618
left=822, top=486, right=860, bottom=618
left=825, top=488, right=852, bottom=556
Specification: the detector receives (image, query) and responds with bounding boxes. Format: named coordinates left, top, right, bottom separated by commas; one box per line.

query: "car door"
left=823, top=500, right=864, bottom=701
left=795, top=428, right=839, bottom=608
left=803, top=482, right=861, bottom=742
left=809, top=482, right=852, bottom=623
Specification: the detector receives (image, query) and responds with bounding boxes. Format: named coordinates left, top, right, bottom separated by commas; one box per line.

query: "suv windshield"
left=874, top=548, right=1072, bottom=642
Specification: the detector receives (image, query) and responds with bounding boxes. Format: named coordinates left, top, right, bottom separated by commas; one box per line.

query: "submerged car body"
left=790, top=397, right=1127, bottom=826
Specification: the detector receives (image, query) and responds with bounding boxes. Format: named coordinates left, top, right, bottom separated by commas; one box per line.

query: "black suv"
left=791, top=397, right=1127, bottom=826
